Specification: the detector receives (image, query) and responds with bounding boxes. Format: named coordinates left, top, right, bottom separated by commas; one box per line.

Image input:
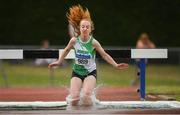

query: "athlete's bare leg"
left=70, top=77, right=82, bottom=106
left=82, top=75, right=96, bottom=106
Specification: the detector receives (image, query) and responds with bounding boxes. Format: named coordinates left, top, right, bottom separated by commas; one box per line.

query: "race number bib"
left=76, top=58, right=89, bottom=65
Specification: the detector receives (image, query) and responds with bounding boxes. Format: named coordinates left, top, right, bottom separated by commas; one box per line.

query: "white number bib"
left=75, top=58, right=90, bottom=65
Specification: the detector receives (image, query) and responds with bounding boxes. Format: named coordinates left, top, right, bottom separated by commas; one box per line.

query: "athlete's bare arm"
left=93, top=39, right=128, bottom=70
left=48, top=37, right=76, bottom=68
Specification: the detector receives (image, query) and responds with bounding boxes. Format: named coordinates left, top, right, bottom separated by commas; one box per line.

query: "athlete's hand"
left=48, top=61, right=60, bottom=68
left=116, top=63, right=129, bottom=70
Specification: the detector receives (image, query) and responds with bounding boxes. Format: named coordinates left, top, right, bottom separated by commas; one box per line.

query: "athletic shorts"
left=71, top=70, right=97, bottom=82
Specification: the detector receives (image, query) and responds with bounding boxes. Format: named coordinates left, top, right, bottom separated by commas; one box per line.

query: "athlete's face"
left=80, top=20, right=91, bottom=36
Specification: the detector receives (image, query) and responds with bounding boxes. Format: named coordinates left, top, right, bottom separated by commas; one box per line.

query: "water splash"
left=66, top=84, right=104, bottom=110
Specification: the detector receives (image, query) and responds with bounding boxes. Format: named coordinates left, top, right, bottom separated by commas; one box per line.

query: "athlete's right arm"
left=48, top=37, right=76, bottom=68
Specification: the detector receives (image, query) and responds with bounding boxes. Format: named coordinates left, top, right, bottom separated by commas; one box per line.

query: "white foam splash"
left=65, top=85, right=103, bottom=110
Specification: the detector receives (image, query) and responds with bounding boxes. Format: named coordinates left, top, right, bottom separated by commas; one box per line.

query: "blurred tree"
left=0, top=0, right=179, bottom=47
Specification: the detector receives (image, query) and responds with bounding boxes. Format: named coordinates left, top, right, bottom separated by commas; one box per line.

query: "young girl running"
left=48, top=5, right=129, bottom=106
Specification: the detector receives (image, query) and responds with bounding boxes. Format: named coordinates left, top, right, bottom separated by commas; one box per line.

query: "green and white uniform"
left=73, top=36, right=96, bottom=76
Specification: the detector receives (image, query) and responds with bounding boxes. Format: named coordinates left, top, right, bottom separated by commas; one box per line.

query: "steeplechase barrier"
left=0, top=49, right=168, bottom=100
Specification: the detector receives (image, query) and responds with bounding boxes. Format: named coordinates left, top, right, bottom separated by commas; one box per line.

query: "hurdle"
left=2, top=49, right=180, bottom=110
left=0, top=49, right=168, bottom=100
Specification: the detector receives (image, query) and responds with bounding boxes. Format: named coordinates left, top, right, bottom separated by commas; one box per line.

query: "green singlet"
left=73, top=36, right=96, bottom=76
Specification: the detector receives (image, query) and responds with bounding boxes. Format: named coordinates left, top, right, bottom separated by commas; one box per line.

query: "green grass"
left=0, top=63, right=71, bottom=87
left=0, top=62, right=180, bottom=100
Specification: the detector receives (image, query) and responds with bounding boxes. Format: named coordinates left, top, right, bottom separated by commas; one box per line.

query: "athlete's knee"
left=83, top=90, right=92, bottom=97
left=71, top=91, right=80, bottom=100
left=82, top=90, right=93, bottom=106
left=70, top=91, right=80, bottom=106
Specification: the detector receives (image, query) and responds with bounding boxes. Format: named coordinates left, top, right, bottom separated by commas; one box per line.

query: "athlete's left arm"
left=93, top=39, right=128, bottom=70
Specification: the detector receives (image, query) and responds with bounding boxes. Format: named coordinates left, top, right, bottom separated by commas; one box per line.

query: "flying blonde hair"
left=66, top=5, right=94, bottom=36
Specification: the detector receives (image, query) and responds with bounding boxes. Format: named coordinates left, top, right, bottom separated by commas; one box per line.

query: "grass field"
left=0, top=61, right=180, bottom=100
